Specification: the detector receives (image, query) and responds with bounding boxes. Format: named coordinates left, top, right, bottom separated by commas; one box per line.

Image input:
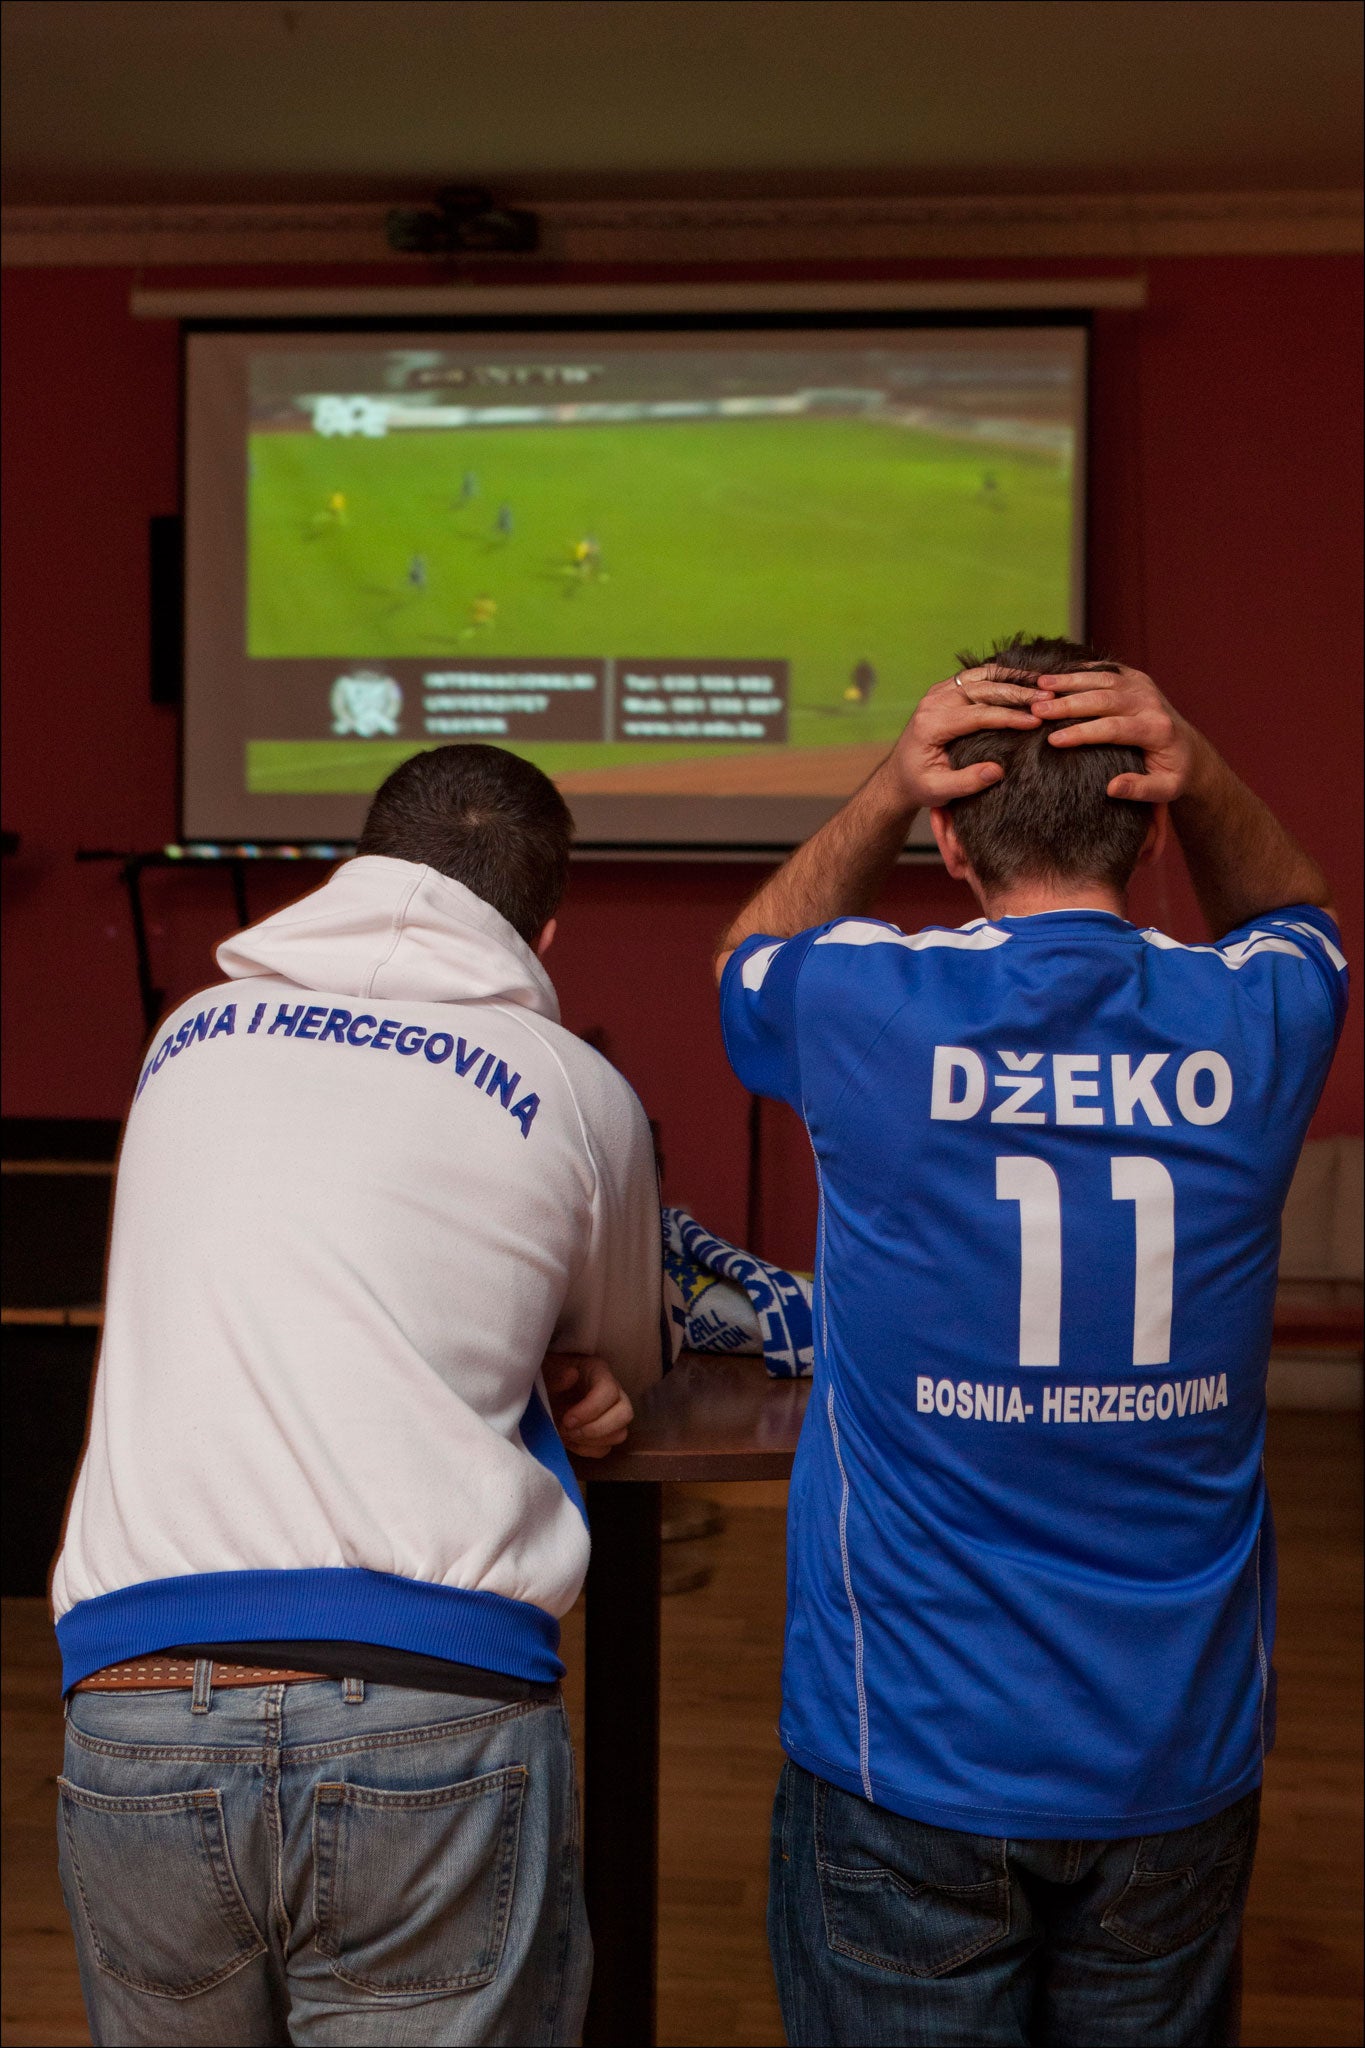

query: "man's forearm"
left=716, top=756, right=916, bottom=965
left=1174, top=736, right=1333, bottom=935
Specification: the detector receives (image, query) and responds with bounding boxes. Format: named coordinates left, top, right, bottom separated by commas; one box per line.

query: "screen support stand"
left=121, top=856, right=163, bottom=1035
left=746, top=1093, right=763, bottom=1258
left=76, top=848, right=260, bottom=1037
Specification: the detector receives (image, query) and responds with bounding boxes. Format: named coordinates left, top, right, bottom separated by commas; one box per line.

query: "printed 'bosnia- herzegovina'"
left=54, top=856, right=665, bottom=1689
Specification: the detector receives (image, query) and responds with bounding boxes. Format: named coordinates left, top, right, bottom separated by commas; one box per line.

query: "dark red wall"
left=3, top=254, right=1361, bottom=1267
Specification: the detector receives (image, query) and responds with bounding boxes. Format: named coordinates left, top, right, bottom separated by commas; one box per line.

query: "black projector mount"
left=386, top=186, right=540, bottom=256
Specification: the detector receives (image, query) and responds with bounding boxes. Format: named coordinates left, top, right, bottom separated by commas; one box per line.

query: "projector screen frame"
left=178, top=306, right=1091, bottom=856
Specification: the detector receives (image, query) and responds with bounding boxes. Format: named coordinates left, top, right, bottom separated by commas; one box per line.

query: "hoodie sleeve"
left=550, top=1058, right=666, bottom=1400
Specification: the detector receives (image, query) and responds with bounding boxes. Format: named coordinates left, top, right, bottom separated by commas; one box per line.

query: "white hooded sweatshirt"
left=53, top=857, right=664, bottom=1689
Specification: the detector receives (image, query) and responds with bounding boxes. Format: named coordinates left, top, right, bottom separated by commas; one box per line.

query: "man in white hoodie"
left=53, top=745, right=665, bottom=2048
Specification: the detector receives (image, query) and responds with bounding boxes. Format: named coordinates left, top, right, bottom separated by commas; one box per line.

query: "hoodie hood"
left=216, top=856, right=560, bottom=1022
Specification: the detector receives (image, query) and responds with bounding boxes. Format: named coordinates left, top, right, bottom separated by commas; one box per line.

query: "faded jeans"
left=770, top=1759, right=1257, bottom=2047
left=58, top=1677, right=589, bottom=2046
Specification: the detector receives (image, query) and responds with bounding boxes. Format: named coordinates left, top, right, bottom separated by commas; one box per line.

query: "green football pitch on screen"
left=246, top=414, right=1071, bottom=791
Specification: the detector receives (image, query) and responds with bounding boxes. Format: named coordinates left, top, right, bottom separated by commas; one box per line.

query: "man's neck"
left=978, top=878, right=1128, bottom=922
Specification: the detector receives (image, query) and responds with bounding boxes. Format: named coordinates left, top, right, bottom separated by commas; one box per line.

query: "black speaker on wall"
left=149, top=513, right=184, bottom=706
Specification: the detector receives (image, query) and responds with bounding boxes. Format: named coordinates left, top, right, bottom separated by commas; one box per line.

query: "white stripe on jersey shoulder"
left=1141, top=928, right=1308, bottom=967
left=1274, top=919, right=1348, bottom=972
left=740, top=942, right=785, bottom=991
left=1222, top=933, right=1309, bottom=965
left=813, top=918, right=1011, bottom=953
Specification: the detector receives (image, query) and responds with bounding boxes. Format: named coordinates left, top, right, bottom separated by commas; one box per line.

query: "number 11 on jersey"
left=995, top=1156, right=1175, bottom=1369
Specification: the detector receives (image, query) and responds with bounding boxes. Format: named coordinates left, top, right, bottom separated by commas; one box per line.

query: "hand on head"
left=889, top=665, right=1044, bottom=810
left=899, top=660, right=1196, bottom=810
left=1031, top=665, right=1197, bottom=803
left=543, top=1352, right=634, bottom=1458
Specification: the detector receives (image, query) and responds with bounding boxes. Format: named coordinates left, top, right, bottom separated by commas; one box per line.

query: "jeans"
left=769, top=1760, right=1257, bottom=2048
left=58, top=1676, right=590, bottom=2047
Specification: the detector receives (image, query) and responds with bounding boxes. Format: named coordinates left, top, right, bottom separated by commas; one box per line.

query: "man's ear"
left=535, top=917, right=558, bottom=959
left=930, top=808, right=973, bottom=882
left=1136, top=805, right=1169, bottom=869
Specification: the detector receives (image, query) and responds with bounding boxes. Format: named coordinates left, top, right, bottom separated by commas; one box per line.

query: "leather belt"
left=74, top=1658, right=332, bottom=1691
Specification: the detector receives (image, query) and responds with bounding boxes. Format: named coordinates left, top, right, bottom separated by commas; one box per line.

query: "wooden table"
left=573, top=1353, right=810, bottom=2048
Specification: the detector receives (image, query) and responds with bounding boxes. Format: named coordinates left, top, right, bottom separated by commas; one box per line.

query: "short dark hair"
left=946, top=634, right=1150, bottom=893
left=357, top=744, right=573, bottom=944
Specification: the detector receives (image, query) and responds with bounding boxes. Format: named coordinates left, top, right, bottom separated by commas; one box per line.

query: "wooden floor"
left=3, top=1416, right=1360, bottom=2048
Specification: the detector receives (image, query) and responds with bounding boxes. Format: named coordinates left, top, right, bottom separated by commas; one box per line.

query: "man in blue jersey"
left=715, top=638, right=1346, bottom=2047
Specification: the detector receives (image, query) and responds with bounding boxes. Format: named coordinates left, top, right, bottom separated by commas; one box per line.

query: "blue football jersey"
left=721, top=905, right=1347, bottom=1837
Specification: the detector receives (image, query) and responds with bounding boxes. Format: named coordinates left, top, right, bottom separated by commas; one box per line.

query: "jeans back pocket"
left=814, top=1778, right=1010, bottom=1979
left=1100, top=1791, right=1259, bottom=1958
left=57, top=1778, right=265, bottom=1998
left=313, top=1764, right=527, bottom=1995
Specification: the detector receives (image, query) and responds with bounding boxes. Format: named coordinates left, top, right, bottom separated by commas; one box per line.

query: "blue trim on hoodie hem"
left=56, top=1569, right=564, bottom=1691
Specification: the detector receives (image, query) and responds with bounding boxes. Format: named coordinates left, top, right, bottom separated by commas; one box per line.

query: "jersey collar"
left=988, top=909, right=1137, bottom=938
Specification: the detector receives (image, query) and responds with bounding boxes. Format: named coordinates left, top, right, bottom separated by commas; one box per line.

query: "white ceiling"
left=2, top=0, right=1361, bottom=207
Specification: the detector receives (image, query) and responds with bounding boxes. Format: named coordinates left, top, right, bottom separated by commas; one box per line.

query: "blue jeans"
left=58, top=1677, right=589, bottom=2046
left=769, top=1760, right=1257, bottom=2047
